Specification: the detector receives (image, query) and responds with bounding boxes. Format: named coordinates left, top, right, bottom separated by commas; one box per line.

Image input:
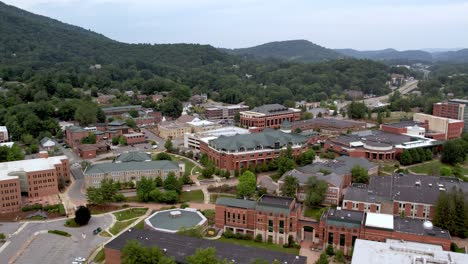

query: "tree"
left=325, top=244, right=334, bottom=256
left=347, top=101, right=368, bottom=119
left=201, top=165, right=215, bottom=179
left=298, top=149, right=316, bottom=166
left=280, top=175, right=299, bottom=197
left=433, top=187, right=468, bottom=238
left=74, top=101, right=98, bottom=126
left=351, top=165, right=369, bottom=184
left=315, top=252, right=329, bottom=264
left=119, top=136, right=127, bottom=146
left=187, top=248, right=225, bottom=264
left=125, top=118, right=137, bottom=129
left=277, top=148, right=296, bottom=176
left=155, top=152, right=172, bottom=161
left=129, top=109, right=139, bottom=118
left=159, top=190, right=179, bottom=204
left=149, top=189, right=161, bottom=201
left=121, top=240, right=176, bottom=264
left=441, top=139, right=467, bottom=165
left=399, top=150, right=413, bottom=165
left=136, top=177, right=156, bottom=202
left=425, top=149, right=433, bottom=161
left=164, top=139, right=173, bottom=152
left=74, top=206, right=91, bottom=226
left=85, top=178, right=119, bottom=205
left=163, top=172, right=182, bottom=193
left=237, top=170, right=257, bottom=198
left=305, top=177, right=328, bottom=206
left=409, top=149, right=420, bottom=163
left=234, top=112, right=240, bottom=123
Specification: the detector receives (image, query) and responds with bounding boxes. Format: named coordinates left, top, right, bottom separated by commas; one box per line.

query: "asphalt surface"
left=0, top=215, right=113, bottom=264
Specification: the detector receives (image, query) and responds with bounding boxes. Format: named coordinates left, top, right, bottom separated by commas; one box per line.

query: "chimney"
left=38, top=151, right=49, bottom=159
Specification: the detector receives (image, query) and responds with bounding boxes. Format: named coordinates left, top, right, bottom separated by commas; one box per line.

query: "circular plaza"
left=144, top=208, right=207, bottom=233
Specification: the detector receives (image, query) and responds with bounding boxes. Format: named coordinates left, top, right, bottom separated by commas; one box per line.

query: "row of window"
left=1, top=183, right=17, bottom=187
left=1, top=195, right=18, bottom=201
left=328, top=232, right=358, bottom=247
left=1, top=189, right=18, bottom=194
left=2, top=201, right=19, bottom=207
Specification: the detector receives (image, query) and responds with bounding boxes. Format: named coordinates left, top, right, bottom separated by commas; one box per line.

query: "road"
left=361, top=80, right=419, bottom=106
left=0, top=214, right=113, bottom=264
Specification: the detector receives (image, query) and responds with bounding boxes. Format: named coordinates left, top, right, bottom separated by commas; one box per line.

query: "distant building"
left=351, top=239, right=468, bottom=264
left=240, top=104, right=301, bottom=130
left=186, top=119, right=222, bottom=133
left=102, top=105, right=142, bottom=117
left=40, top=137, right=55, bottom=150
left=413, top=113, right=464, bottom=140
left=0, top=126, right=9, bottom=143
left=114, top=152, right=151, bottom=163
left=280, top=156, right=378, bottom=205
left=343, top=174, right=468, bottom=219
left=65, top=126, right=89, bottom=148
left=122, top=133, right=146, bottom=145
left=84, top=160, right=185, bottom=188
left=344, top=90, right=364, bottom=100
left=0, top=155, right=70, bottom=213
left=96, top=95, right=116, bottom=105
left=448, top=98, right=468, bottom=131
left=292, top=118, right=366, bottom=135
left=432, top=101, right=464, bottom=120
left=190, top=94, right=208, bottom=105
left=205, top=104, right=249, bottom=120
left=157, top=121, right=191, bottom=140
left=389, top=73, right=406, bottom=86
left=200, top=129, right=309, bottom=171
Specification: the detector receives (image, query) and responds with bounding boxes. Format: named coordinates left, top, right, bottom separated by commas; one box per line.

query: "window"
left=328, top=232, right=334, bottom=245
left=340, top=234, right=345, bottom=246
left=227, top=212, right=230, bottom=222
left=352, top=236, right=357, bottom=247
left=279, top=220, right=284, bottom=234
left=268, top=220, right=273, bottom=232
left=243, top=214, right=245, bottom=224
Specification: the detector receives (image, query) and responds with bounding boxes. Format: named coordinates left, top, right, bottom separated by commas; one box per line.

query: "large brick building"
left=291, top=118, right=366, bottom=135
left=200, top=129, right=309, bottom=171
left=433, top=101, right=465, bottom=120
left=342, top=174, right=468, bottom=219
left=0, top=155, right=70, bottom=213
left=215, top=198, right=452, bottom=256
left=413, top=113, right=464, bottom=140
left=205, top=104, right=249, bottom=120
left=240, top=104, right=301, bottom=130
left=279, top=156, right=378, bottom=205
left=448, top=99, right=468, bottom=131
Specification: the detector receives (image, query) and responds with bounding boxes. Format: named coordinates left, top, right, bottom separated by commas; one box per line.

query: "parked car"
left=74, top=257, right=86, bottom=262
left=92, top=227, right=102, bottom=235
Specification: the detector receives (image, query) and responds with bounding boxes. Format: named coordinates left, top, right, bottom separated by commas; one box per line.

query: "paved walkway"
left=112, top=202, right=215, bottom=211
left=299, top=241, right=321, bottom=264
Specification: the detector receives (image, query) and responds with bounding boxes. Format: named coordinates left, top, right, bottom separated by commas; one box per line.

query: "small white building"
left=0, top=126, right=9, bottom=143
left=40, top=137, right=56, bottom=150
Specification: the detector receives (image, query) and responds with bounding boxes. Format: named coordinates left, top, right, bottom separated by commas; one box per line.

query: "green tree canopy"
left=351, top=165, right=369, bottom=184
left=163, top=172, right=182, bottom=193
left=305, top=176, right=328, bottom=206
left=136, top=177, right=156, bottom=202
left=441, top=139, right=467, bottom=165
left=280, top=175, right=299, bottom=197
left=121, top=240, right=176, bottom=264
left=237, top=170, right=257, bottom=198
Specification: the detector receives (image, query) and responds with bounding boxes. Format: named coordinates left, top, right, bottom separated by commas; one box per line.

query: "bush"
left=48, top=230, right=71, bottom=237
left=335, top=250, right=345, bottom=263
left=244, top=233, right=253, bottom=240
left=113, top=193, right=126, bottom=202
left=180, top=203, right=189, bottom=209
left=326, top=244, right=334, bottom=256
left=235, top=233, right=244, bottom=240
left=64, top=219, right=80, bottom=228
left=254, top=234, right=262, bottom=242
left=223, top=229, right=234, bottom=238
left=0, top=233, right=5, bottom=240
left=22, top=204, right=42, bottom=212
left=267, top=236, right=273, bottom=244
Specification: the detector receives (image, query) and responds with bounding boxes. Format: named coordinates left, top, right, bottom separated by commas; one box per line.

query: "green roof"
left=208, top=128, right=308, bottom=152
left=115, top=152, right=151, bottom=163
left=66, top=126, right=87, bottom=133
left=84, top=160, right=179, bottom=174
left=216, top=197, right=256, bottom=209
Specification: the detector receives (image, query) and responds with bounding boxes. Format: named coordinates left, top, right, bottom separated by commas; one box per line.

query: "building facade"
left=0, top=126, right=9, bottom=143
left=413, top=113, right=464, bottom=140
left=291, top=118, right=366, bottom=135
left=183, top=126, right=250, bottom=151
left=205, top=105, right=249, bottom=120
left=448, top=98, right=468, bottom=131
left=433, top=102, right=465, bottom=120
left=240, top=104, right=301, bottom=130
left=123, top=133, right=146, bottom=145
left=200, top=129, right=309, bottom=171
left=157, top=121, right=192, bottom=140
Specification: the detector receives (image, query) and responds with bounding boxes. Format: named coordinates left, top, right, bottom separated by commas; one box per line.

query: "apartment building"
left=205, top=105, right=249, bottom=120
left=342, top=174, right=468, bottom=219
left=448, top=98, right=468, bottom=131
left=240, top=104, right=301, bottom=130
left=0, top=155, right=70, bottom=213
left=279, top=156, right=378, bottom=205
left=200, top=129, right=309, bottom=171
left=433, top=102, right=465, bottom=120
left=101, top=105, right=142, bottom=117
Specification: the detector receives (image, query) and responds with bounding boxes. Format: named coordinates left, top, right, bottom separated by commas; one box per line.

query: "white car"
left=74, top=257, right=86, bottom=262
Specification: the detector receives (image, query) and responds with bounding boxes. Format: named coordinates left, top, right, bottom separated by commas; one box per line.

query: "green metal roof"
left=84, top=160, right=179, bottom=174
left=115, top=152, right=151, bottom=163
left=66, top=126, right=87, bottom=133
left=216, top=197, right=256, bottom=209
left=208, top=128, right=308, bottom=152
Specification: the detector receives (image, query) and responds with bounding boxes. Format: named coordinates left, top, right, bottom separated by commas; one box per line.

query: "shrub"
left=113, top=193, right=126, bottom=202
left=335, top=250, right=345, bottom=263
left=267, top=236, right=273, bottom=244
left=254, top=234, right=262, bottom=242
left=0, top=233, right=5, bottom=240
left=244, top=233, right=253, bottom=240
left=223, top=229, right=234, bottom=238
left=64, top=219, right=80, bottom=228
left=235, top=233, right=244, bottom=240
left=22, top=204, right=42, bottom=212
left=48, top=230, right=71, bottom=237
left=74, top=206, right=91, bottom=226
left=180, top=203, right=189, bottom=209
left=326, top=244, right=334, bottom=256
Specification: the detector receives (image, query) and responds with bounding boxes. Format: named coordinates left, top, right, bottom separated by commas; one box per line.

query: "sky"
left=3, top=0, right=468, bottom=50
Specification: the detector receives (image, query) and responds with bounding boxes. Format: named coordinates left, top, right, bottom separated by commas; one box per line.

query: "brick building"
left=240, top=104, right=301, bottom=130
left=448, top=99, right=468, bottom=131
left=101, top=105, right=142, bottom=117
left=291, top=118, right=366, bottom=135
left=433, top=102, right=465, bottom=120
left=279, top=156, right=378, bottom=205
left=200, top=129, right=309, bottom=171
left=214, top=199, right=452, bottom=256
left=413, top=113, right=464, bottom=140
left=0, top=155, right=70, bottom=213
left=0, top=126, right=9, bottom=143
left=157, top=121, right=191, bottom=140
left=215, top=195, right=301, bottom=244
left=205, top=105, right=249, bottom=120
left=65, top=126, right=89, bottom=148
left=122, top=133, right=146, bottom=145
left=342, top=174, right=468, bottom=220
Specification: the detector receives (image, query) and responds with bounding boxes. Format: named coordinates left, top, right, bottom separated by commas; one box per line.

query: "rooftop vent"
left=415, top=180, right=421, bottom=186
left=428, top=183, right=432, bottom=187
left=439, top=188, right=446, bottom=191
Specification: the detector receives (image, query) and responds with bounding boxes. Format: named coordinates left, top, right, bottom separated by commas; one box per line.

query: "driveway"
left=0, top=214, right=113, bottom=264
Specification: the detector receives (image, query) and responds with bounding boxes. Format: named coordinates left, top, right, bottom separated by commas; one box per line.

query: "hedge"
left=48, top=230, right=71, bottom=237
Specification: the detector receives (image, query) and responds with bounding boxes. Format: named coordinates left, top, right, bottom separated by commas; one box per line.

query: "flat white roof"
left=365, top=212, right=394, bottom=230
left=0, top=142, right=14, bottom=148
left=0, top=156, right=68, bottom=181
left=187, top=120, right=215, bottom=126
left=0, top=126, right=7, bottom=132
left=351, top=239, right=468, bottom=264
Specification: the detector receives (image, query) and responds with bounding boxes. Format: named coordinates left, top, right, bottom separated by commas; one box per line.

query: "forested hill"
left=334, top=48, right=434, bottom=63
left=221, top=40, right=343, bottom=62
left=0, top=1, right=231, bottom=69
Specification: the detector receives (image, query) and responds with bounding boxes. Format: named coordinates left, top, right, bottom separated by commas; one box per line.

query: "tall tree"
left=163, top=172, right=182, bottom=193
left=280, top=175, right=299, bottom=197
left=305, top=176, right=328, bottom=206
left=121, top=240, right=176, bottom=264
left=136, top=177, right=156, bottom=202
left=74, top=206, right=91, bottom=226
left=351, top=165, right=369, bottom=184
left=441, top=139, right=467, bottom=165
left=187, top=248, right=226, bottom=264
left=237, top=170, right=257, bottom=198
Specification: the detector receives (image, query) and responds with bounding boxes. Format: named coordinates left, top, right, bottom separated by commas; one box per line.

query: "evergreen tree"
left=399, top=150, right=412, bottom=165
left=280, top=175, right=299, bottom=197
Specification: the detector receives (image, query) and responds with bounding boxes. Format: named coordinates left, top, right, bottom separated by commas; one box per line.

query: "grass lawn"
left=381, top=164, right=397, bottom=174
left=209, top=193, right=236, bottom=204
left=304, top=207, right=326, bottom=221
left=125, top=196, right=139, bottom=202
left=64, top=219, right=80, bottom=228
left=134, top=219, right=145, bottom=230
left=109, top=219, right=137, bottom=235
left=408, top=160, right=468, bottom=175
left=180, top=190, right=204, bottom=203
left=113, top=208, right=148, bottom=221
left=218, top=237, right=299, bottom=255
left=99, top=230, right=112, bottom=237
left=94, top=248, right=105, bottom=263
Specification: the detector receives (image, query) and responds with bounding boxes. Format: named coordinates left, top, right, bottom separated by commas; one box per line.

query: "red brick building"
left=0, top=155, right=70, bottom=213
left=65, top=126, right=89, bottom=148
left=205, top=105, right=249, bottom=120
left=123, top=133, right=146, bottom=145
left=342, top=174, right=468, bottom=220
left=200, top=129, right=309, bottom=171
left=291, top=118, right=366, bottom=135
left=433, top=102, right=464, bottom=120
left=240, top=104, right=301, bottom=130
left=413, top=113, right=464, bottom=140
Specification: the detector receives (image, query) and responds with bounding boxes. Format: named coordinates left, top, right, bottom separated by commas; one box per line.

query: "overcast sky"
left=3, top=0, right=468, bottom=50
